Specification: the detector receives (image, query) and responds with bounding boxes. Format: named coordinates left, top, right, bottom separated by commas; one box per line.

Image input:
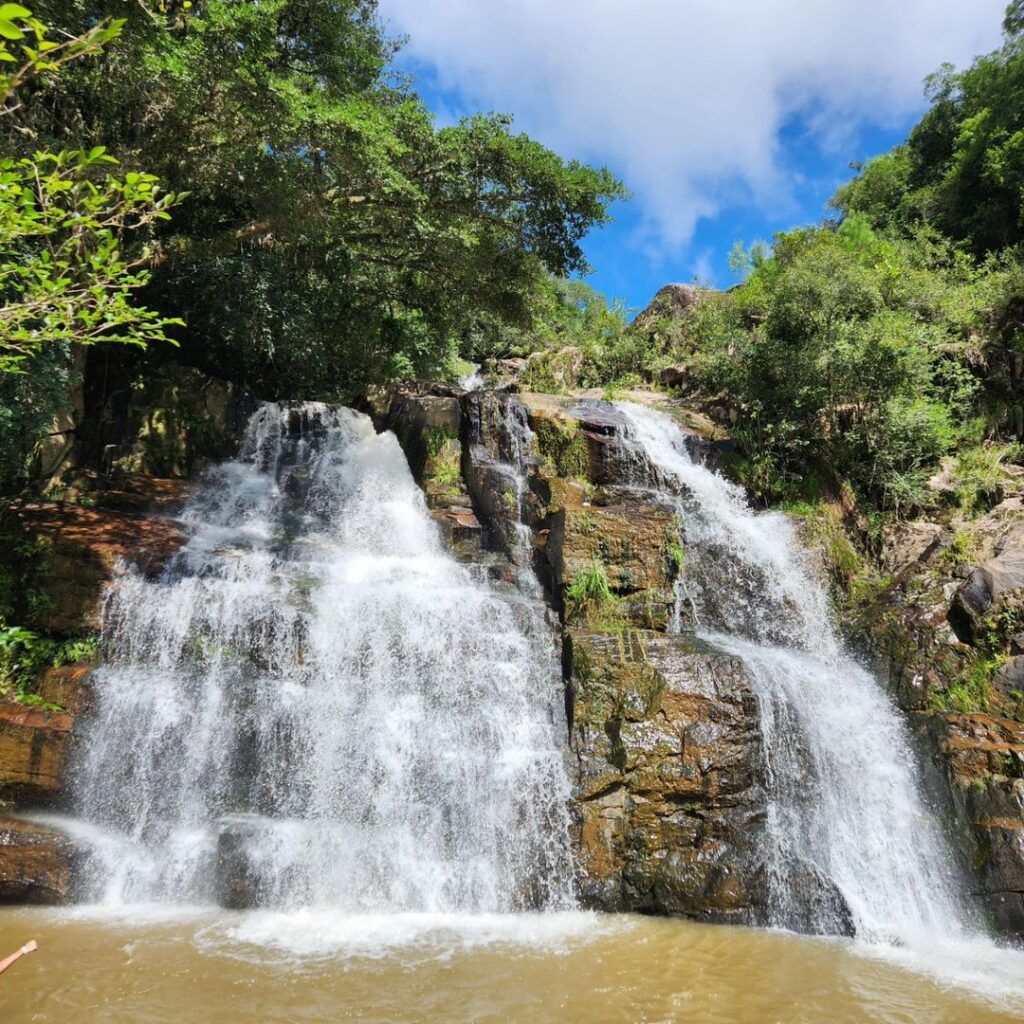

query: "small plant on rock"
left=565, top=561, right=614, bottom=624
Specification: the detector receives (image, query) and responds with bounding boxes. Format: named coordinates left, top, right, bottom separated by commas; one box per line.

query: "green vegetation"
left=0, top=0, right=623, bottom=494
left=425, top=432, right=461, bottom=491
left=564, top=561, right=614, bottom=624
left=0, top=623, right=96, bottom=705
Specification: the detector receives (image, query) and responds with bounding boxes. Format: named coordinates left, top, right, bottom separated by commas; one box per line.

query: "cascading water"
left=616, top=401, right=972, bottom=945
left=66, top=402, right=575, bottom=914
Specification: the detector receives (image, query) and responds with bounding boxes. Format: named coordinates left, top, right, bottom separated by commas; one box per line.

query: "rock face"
left=632, top=283, right=713, bottom=332
left=853, top=490, right=1024, bottom=938
left=0, top=818, right=75, bottom=904
left=381, top=384, right=775, bottom=924
left=11, top=501, right=187, bottom=635
left=0, top=702, right=73, bottom=802
left=81, top=362, right=254, bottom=481
left=567, top=630, right=765, bottom=922
left=925, top=714, right=1024, bottom=932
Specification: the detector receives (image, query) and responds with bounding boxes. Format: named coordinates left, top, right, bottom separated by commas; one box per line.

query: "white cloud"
left=378, top=0, right=1005, bottom=251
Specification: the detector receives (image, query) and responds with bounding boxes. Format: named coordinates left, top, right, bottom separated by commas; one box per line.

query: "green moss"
left=928, top=651, right=1006, bottom=713
left=944, top=528, right=976, bottom=569
left=783, top=500, right=864, bottom=584
left=533, top=416, right=590, bottom=479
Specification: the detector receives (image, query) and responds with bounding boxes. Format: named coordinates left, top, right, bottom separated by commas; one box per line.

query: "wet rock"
left=520, top=393, right=647, bottom=486
left=925, top=712, right=1024, bottom=937
left=12, top=503, right=186, bottom=634
left=216, top=814, right=266, bottom=909
left=462, top=446, right=527, bottom=564
left=371, top=381, right=462, bottom=484
left=0, top=702, right=73, bottom=802
left=0, top=817, right=74, bottom=904
left=783, top=860, right=856, bottom=938
left=430, top=506, right=483, bottom=560
left=568, top=630, right=766, bottom=924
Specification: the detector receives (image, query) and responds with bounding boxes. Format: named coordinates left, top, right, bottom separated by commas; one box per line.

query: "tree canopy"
left=9, top=0, right=624, bottom=398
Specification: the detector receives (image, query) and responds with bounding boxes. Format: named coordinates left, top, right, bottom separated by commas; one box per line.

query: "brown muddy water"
left=2, top=908, right=1024, bottom=1023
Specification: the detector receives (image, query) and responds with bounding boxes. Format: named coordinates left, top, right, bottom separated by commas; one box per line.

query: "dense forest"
left=0, top=0, right=623, bottom=489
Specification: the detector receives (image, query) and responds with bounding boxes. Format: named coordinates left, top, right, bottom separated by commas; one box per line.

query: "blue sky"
left=379, top=1, right=1006, bottom=312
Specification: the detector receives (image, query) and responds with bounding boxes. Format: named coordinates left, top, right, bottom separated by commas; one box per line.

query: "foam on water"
left=195, top=909, right=615, bottom=964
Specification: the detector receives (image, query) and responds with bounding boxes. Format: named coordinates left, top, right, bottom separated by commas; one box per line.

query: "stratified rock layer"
left=0, top=702, right=73, bottom=802
left=0, top=818, right=74, bottom=904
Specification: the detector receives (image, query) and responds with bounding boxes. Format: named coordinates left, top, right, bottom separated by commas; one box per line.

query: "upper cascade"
left=617, top=400, right=973, bottom=945
left=69, top=402, right=575, bottom=912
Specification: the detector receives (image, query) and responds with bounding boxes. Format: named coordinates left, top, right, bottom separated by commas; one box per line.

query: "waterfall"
left=616, top=401, right=972, bottom=945
left=69, top=402, right=575, bottom=913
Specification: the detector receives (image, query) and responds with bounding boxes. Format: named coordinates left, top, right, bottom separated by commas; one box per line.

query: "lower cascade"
left=67, top=402, right=575, bottom=912
left=617, top=401, right=972, bottom=944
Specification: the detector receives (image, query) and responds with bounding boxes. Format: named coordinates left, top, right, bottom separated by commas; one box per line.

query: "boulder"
left=632, top=284, right=714, bottom=332
left=949, top=536, right=1024, bottom=644
left=0, top=817, right=74, bottom=904
left=568, top=630, right=766, bottom=924
left=0, top=702, right=73, bottom=802
left=521, top=347, right=588, bottom=392
left=782, top=860, right=855, bottom=938
left=994, top=657, right=1024, bottom=699
left=658, top=365, right=690, bottom=391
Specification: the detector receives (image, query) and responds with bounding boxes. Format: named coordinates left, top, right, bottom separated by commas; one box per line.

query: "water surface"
left=2, top=909, right=1022, bottom=1023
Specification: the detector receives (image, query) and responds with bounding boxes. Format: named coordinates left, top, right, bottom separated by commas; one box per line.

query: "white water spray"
left=617, top=401, right=972, bottom=945
left=70, top=403, right=575, bottom=914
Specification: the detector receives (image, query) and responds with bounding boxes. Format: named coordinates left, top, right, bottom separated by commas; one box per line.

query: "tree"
left=12, top=1, right=625, bottom=398
left=0, top=4, right=183, bottom=373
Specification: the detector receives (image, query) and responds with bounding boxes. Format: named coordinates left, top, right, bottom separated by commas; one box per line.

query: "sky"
left=377, top=1, right=1007, bottom=313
